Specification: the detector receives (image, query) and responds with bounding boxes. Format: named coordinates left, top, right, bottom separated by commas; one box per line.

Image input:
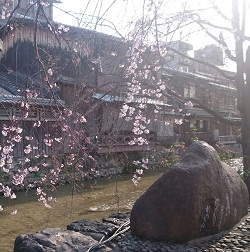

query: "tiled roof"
left=163, top=67, right=236, bottom=91
left=0, top=71, right=24, bottom=95
left=0, top=94, right=64, bottom=107
left=0, top=71, right=64, bottom=106
left=93, top=93, right=171, bottom=107
left=0, top=71, right=58, bottom=98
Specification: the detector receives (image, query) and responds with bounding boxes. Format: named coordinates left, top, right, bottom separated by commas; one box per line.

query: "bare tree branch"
left=188, top=97, right=241, bottom=126
left=210, top=2, right=231, bottom=22
left=192, top=19, right=232, bottom=33
left=191, top=14, right=236, bottom=62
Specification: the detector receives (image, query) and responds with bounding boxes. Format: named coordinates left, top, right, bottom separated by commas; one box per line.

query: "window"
left=223, top=94, right=237, bottom=108
left=160, top=114, right=173, bottom=122
left=199, top=120, right=204, bottom=130
left=190, top=119, right=196, bottom=129
left=184, top=85, right=196, bottom=98
left=190, top=119, right=209, bottom=132
left=179, top=65, right=189, bottom=72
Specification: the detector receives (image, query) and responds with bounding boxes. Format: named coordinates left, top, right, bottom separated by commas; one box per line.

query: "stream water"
left=0, top=169, right=165, bottom=252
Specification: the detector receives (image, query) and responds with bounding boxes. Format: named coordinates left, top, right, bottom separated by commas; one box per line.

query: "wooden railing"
left=219, top=105, right=239, bottom=115
left=157, top=135, right=176, bottom=147
left=184, top=133, right=237, bottom=145
left=183, top=132, right=213, bottom=144
left=218, top=135, right=237, bottom=144
left=96, top=133, right=157, bottom=153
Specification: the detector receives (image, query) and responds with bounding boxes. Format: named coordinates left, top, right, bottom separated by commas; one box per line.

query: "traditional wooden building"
left=165, top=42, right=240, bottom=146
left=0, top=3, right=240, bottom=161
left=0, top=11, right=166, bottom=157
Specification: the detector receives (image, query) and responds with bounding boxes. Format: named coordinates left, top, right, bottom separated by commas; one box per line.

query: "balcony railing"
left=218, top=135, right=237, bottom=144
left=183, top=132, right=213, bottom=144
left=219, top=105, right=239, bottom=115
left=96, top=133, right=157, bottom=153
left=179, top=58, right=193, bottom=66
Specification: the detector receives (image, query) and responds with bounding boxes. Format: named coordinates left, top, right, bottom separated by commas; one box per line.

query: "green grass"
left=0, top=169, right=165, bottom=251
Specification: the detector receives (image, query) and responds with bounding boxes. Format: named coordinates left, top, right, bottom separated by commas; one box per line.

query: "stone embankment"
left=14, top=211, right=250, bottom=251
left=114, top=211, right=250, bottom=252
left=2, top=167, right=123, bottom=192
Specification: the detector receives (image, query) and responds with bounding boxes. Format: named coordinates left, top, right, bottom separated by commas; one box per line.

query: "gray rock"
left=130, top=141, right=249, bottom=243
left=67, top=219, right=116, bottom=235
left=14, top=227, right=119, bottom=252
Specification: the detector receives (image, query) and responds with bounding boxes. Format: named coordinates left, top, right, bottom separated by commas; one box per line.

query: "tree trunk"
left=241, top=112, right=250, bottom=202
left=242, top=46, right=250, bottom=200
left=241, top=114, right=250, bottom=175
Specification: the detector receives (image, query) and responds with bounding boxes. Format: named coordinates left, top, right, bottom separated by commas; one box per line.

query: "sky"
left=53, top=1, right=217, bottom=34
left=53, top=0, right=143, bottom=36
left=52, top=0, right=234, bottom=44
left=52, top=0, right=249, bottom=71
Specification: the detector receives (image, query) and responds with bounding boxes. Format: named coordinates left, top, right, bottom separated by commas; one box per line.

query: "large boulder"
left=130, top=141, right=249, bottom=243
left=244, top=174, right=250, bottom=202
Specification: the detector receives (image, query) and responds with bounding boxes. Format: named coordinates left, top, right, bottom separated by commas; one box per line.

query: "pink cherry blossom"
left=24, top=145, right=32, bottom=154
left=34, top=121, right=41, bottom=127
left=10, top=209, right=17, bottom=215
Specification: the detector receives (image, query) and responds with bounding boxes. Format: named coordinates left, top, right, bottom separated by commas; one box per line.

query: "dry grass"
left=0, top=169, right=165, bottom=251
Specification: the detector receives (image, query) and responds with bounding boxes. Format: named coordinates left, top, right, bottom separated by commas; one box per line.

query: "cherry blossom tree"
left=1, top=0, right=250, bottom=210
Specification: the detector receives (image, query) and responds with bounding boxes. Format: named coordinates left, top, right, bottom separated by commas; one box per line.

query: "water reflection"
left=88, top=199, right=136, bottom=212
